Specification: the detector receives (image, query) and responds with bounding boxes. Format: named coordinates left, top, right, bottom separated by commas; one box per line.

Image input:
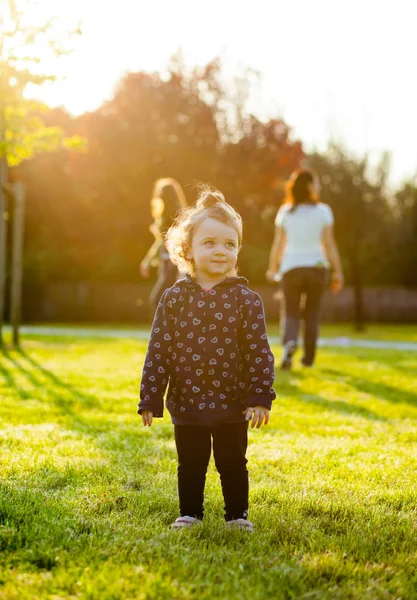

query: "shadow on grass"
left=0, top=354, right=17, bottom=393
left=322, top=368, right=417, bottom=408
left=353, top=351, right=417, bottom=379
left=2, top=345, right=391, bottom=439
left=275, top=370, right=388, bottom=422
left=0, top=346, right=151, bottom=460
left=1, top=346, right=100, bottom=413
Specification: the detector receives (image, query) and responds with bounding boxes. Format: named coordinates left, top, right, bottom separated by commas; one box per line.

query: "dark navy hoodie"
left=138, top=276, right=276, bottom=426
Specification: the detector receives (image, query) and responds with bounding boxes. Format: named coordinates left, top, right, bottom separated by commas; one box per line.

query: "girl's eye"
left=226, top=242, right=236, bottom=248
left=204, top=240, right=214, bottom=245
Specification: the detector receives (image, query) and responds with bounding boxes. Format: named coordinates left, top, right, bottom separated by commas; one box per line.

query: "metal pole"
left=11, top=181, right=25, bottom=345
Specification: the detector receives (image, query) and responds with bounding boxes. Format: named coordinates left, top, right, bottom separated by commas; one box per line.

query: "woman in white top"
left=266, top=169, right=344, bottom=369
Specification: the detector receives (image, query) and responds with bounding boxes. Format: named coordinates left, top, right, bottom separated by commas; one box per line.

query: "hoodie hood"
left=175, top=275, right=249, bottom=291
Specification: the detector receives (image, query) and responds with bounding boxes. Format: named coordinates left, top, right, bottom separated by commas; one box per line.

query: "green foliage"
left=309, top=145, right=394, bottom=286
left=1, top=332, right=417, bottom=598
left=308, top=146, right=401, bottom=328
left=393, top=181, right=417, bottom=286
left=0, top=0, right=84, bottom=166
left=18, top=62, right=303, bottom=286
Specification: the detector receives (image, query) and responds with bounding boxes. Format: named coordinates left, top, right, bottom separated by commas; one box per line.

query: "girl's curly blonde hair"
left=165, top=186, right=243, bottom=277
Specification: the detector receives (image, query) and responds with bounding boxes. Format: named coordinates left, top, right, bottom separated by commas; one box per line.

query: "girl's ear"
left=183, top=243, right=192, bottom=260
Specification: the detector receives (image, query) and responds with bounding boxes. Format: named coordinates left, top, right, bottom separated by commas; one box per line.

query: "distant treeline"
left=11, top=60, right=417, bottom=292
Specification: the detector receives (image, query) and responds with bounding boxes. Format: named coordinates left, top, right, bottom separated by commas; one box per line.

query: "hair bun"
left=196, top=188, right=226, bottom=209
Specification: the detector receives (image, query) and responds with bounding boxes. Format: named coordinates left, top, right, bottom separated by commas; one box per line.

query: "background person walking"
left=266, top=169, right=344, bottom=370
left=140, top=178, right=188, bottom=311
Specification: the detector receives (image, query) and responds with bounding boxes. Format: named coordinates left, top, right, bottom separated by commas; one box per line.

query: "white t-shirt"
left=275, top=202, right=334, bottom=274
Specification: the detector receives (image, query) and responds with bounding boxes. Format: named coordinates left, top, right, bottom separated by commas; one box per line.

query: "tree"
left=394, top=180, right=417, bottom=286
left=215, top=116, right=303, bottom=280
left=14, top=57, right=305, bottom=305
left=0, top=0, right=83, bottom=342
left=309, top=145, right=393, bottom=330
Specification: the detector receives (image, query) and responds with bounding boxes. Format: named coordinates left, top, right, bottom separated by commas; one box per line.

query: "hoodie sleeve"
left=138, top=290, right=173, bottom=417
left=239, top=290, right=276, bottom=410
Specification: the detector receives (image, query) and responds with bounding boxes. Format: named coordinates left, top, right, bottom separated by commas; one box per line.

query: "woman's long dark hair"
left=284, top=169, right=319, bottom=213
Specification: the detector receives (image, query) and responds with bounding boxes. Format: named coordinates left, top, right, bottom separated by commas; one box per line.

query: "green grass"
left=1, top=331, right=417, bottom=599
left=322, top=324, right=417, bottom=342
left=273, top=323, right=417, bottom=342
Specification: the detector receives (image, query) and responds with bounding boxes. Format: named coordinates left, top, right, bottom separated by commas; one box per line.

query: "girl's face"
left=187, top=217, right=239, bottom=282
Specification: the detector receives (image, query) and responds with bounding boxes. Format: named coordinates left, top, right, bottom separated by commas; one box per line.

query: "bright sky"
left=25, top=0, right=417, bottom=187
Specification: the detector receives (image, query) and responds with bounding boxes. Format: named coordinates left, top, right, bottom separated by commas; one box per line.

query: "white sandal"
left=226, top=519, right=254, bottom=531
left=171, top=516, right=202, bottom=530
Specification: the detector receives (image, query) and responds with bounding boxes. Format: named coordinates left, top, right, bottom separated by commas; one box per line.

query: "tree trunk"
left=351, top=253, right=365, bottom=331
left=0, top=157, right=8, bottom=345
left=11, top=182, right=25, bottom=346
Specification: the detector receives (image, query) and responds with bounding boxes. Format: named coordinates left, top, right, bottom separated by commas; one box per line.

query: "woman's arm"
left=322, top=225, right=344, bottom=293
left=266, top=226, right=286, bottom=281
left=140, top=238, right=164, bottom=278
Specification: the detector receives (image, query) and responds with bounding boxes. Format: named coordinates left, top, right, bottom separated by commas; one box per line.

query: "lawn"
left=271, top=323, right=417, bottom=343
left=1, top=330, right=417, bottom=599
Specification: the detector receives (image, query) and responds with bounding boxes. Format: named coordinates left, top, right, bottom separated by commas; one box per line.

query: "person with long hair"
left=266, top=168, right=344, bottom=370
left=140, top=178, right=188, bottom=309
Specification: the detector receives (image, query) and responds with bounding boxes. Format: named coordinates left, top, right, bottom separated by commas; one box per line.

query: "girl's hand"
left=140, top=260, right=150, bottom=279
left=243, top=406, right=270, bottom=428
left=331, top=272, right=344, bottom=294
left=141, top=411, right=153, bottom=426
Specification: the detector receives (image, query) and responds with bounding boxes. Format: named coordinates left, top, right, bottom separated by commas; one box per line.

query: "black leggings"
left=174, top=422, right=249, bottom=521
left=282, top=267, right=327, bottom=365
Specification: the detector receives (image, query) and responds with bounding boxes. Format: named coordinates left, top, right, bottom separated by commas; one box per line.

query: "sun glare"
left=3, top=0, right=417, bottom=185
left=1, top=0, right=81, bottom=99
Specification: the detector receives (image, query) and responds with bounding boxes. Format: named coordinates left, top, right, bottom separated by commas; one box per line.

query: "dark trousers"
left=174, top=422, right=249, bottom=521
left=281, top=267, right=327, bottom=366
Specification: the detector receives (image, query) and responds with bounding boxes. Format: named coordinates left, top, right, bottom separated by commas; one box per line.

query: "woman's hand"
left=141, top=410, right=153, bottom=426
left=267, top=226, right=286, bottom=283
left=139, top=260, right=150, bottom=279
left=243, top=406, right=270, bottom=428
left=265, top=269, right=277, bottom=283
left=331, top=272, right=344, bottom=294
